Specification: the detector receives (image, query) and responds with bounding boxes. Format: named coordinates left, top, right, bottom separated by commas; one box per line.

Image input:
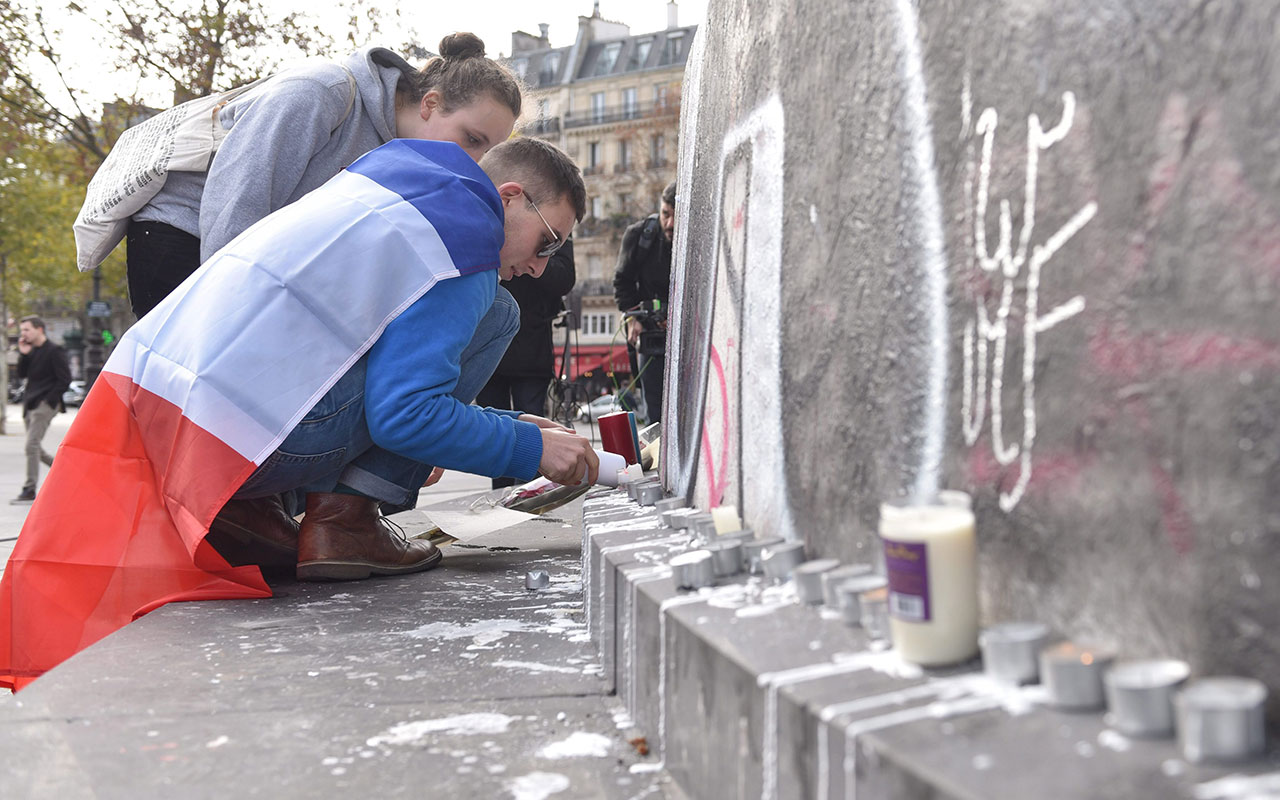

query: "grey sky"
left=34, top=0, right=707, bottom=108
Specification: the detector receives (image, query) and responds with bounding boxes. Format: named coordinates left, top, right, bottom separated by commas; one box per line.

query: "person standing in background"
left=12, top=316, right=71, bottom=504
left=613, top=182, right=675, bottom=423
left=476, top=238, right=577, bottom=488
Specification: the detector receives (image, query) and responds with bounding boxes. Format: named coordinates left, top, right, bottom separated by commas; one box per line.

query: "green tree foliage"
left=0, top=0, right=406, bottom=318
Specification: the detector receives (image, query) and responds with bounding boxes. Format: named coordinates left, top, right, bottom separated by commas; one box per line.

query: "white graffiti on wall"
left=960, top=83, right=1098, bottom=512
left=695, top=94, right=795, bottom=543
left=891, top=0, right=949, bottom=505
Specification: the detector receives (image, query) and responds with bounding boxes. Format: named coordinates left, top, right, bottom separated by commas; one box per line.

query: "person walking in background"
left=126, top=32, right=522, bottom=317
left=476, top=238, right=577, bottom=488
left=613, top=181, right=675, bottom=424
left=12, top=316, right=70, bottom=504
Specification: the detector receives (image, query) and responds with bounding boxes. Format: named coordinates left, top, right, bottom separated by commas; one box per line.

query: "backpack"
left=72, top=69, right=356, bottom=272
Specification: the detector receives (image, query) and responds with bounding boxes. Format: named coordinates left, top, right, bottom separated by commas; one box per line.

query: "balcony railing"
left=521, top=117, right=561, bottom=136
left=563, top=100, right=680, bottom=130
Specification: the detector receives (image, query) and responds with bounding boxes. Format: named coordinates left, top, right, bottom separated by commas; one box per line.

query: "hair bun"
left=439, top=32, right=486, bottom=60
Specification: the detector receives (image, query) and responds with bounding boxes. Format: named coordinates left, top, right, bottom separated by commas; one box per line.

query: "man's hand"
left=518, top=413, right=573, bottom=433
left=16, top=338, right=31, bottom=355
left=538, top=427, right=598, bottom=486
left=422, top=466, right=445, bottom=488
left=626, top=318, right=643, bottom=348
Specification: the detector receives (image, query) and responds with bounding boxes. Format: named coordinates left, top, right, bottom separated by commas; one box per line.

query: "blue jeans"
left=233, top=287, right=520, bottom=514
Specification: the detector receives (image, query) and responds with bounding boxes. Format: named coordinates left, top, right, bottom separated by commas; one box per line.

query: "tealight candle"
left=704, top=540, right=744, bottom=577
left=1176, top=677, right=1267, bottom=763
left=836, top=574, right=889, bottom=627
left=761, top=542, right=807, bottom=581
left=628, top=477, right=659, bottom=501
left=1104, top=659, right=1190, bottom=738
left=692, top=515, right=719, bottom=542
left=662, top=508, right=698, bottom=530
left=670, top=550, right=715, bottom=590
left=880, top=500, right=979, bottom=666
left=821, top=564, right=874, bottom=607
left=743, top=537, right=784, bottom=575
left=1040, top=642, right=1115, bottom=710
left=792, top=559, right=840, bottom=605
left=979, top=622, right=1051, bottom=686
left=654, top=497, right=687, bottom=515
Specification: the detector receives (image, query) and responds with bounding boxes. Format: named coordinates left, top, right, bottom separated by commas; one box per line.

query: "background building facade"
left=504, top=2, right=694, bottom=395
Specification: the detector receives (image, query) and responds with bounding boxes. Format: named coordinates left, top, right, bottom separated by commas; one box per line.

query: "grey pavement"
left=0, top=493, right=670, bottom=798
left=0, top=403, right=669, bottom=798
left=0, top=401, right=74, bottom=572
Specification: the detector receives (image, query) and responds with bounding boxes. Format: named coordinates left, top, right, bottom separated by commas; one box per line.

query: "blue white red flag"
left=0, top=140, right=503, bottom=689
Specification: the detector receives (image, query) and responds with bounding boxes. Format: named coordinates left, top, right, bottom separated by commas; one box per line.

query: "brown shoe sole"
left=295, top=547, right=444, bottom=582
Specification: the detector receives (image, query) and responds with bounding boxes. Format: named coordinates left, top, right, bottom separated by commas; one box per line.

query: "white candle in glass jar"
left=879, top=501, right=979, bottom=666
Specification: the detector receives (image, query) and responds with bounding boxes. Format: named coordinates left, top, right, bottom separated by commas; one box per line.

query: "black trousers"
left=126, top=221, right=202, bottom=317
left=475, top=375, right=550, bottom=488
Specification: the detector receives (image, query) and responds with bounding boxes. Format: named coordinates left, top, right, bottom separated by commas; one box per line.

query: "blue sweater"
left=328, top=139, right=545, bottom=482
left=362, top=256, right=544, bottom=482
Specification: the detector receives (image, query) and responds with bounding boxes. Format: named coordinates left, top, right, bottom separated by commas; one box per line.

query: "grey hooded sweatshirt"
left=134, top=47, right=416, bottom=263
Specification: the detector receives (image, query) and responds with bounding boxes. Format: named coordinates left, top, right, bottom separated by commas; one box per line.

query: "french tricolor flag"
left=0, top=140, right=503, bottom=689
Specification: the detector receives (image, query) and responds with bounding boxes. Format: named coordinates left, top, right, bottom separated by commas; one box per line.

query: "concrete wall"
left=662, top=0, right=1280, bottom=696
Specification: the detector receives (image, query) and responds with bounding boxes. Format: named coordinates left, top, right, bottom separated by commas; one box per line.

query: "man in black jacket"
left=613, top=181, right=675, bottom=423
left=13, top=316, right=71, bottom=503
left=476, top=238, right=577, bottom=488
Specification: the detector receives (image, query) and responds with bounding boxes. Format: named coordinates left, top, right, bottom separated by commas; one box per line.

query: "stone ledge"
left=583, top=492, right=1280, bottom=799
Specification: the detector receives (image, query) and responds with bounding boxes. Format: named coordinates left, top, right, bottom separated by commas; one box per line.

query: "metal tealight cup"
left=979, top=622, right=1051, bottom=686
left=792, top=558, right=840, bottom=605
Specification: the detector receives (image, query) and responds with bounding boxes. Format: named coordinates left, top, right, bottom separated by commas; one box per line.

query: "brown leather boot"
left=206, top=495, right=300, bottom=569
left=296, top=492, right=442, bottom=582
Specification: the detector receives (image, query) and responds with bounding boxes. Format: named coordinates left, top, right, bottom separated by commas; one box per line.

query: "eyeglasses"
left=526, top=195, right=566, bottom=259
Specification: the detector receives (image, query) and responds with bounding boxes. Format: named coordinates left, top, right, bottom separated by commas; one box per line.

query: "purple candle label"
left=882, top=538, right=930, bottom=622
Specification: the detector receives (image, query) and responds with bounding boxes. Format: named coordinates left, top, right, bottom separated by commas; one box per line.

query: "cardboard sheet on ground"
left=417, top=492, right=537, bottom=542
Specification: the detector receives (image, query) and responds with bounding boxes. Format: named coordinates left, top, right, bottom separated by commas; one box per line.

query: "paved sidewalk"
left=0, top=402, right=75, bottom=572
left=0, top=492, right=670, bottom=798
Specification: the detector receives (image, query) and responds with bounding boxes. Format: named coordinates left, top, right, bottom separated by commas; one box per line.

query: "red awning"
left=558, top=345, right=631, bottom=380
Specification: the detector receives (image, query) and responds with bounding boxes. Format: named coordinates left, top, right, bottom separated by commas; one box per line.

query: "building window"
left=581, top=311, right=617, bottom=336
left=618, top=139, right=631, bottom=171
left=510, top=59, right=528, bottom=78
left=630, top=38, right=653, bottom=70
left=591, top=196, right=604, bottom=219
left=594, top=42, right=622, bottom=76
left=588, top=141, right=600, bottom=170
left=619, top=193, right=631, bottom=214
left=591, top=91, right=606, bottom=123
left=660, top=32, right=685, bottom=65
left=654, top=83, right=669, bottom=108
left=650, top=133, right=666, bottom=166
left=621, top=87, right=638, bottom=119
left=588, top=254, right=602, bottom=280
left=540, top=52, right=561, bottom=84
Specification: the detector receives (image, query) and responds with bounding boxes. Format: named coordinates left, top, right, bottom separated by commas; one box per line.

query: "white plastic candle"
left=879, top=502, right=978, bottom=666
left=711, top=505, right=742, bottom=534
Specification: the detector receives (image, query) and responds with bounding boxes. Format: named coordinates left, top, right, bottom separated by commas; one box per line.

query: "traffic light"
left=101, top=329, right=114, bottom=345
